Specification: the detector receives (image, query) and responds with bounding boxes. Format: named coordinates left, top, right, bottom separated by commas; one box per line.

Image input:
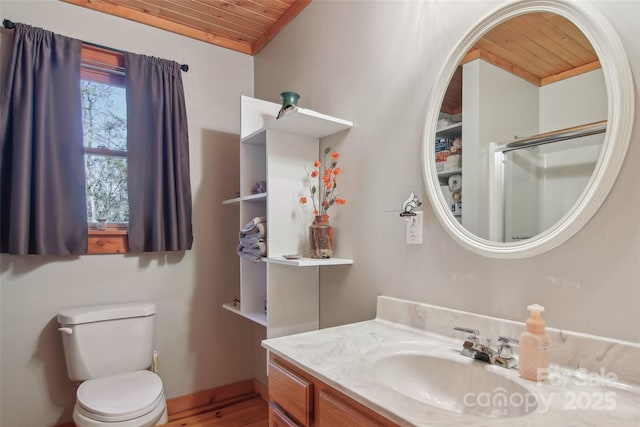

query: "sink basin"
left=371, top=352, right=538, bottom=418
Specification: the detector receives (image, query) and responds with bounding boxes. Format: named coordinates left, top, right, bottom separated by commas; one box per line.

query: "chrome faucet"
left=453, top=327, right=518, bottom=369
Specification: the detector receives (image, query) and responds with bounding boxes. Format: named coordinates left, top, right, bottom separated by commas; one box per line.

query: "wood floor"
left=165, top=395, right=269, bottom=427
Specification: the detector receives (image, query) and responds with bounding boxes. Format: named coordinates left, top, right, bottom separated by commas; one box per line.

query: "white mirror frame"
left=422, top=0, right=634, bottom=259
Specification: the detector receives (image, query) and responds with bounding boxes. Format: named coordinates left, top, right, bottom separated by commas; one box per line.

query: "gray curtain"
left=125, top=53, right=193, bottom=252
left=0, top=23, right=87, bottom=255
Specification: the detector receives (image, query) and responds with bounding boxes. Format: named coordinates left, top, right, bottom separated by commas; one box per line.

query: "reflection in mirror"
left=435, top=12, right=605, bottom=242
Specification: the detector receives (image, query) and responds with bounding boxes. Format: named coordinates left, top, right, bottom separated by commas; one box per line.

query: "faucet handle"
left=497, top=336, right=519, bottom=358
left=498, top=336, right=519, bottom=345
left=493, top=336, right=520, bottom=369
left=453, top=326, right=480, bottom=345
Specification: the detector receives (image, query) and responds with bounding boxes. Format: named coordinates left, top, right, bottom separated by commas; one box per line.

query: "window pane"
left=81, top=80, right=128, bottom=222
left=85, top=154, right=129, bottom=222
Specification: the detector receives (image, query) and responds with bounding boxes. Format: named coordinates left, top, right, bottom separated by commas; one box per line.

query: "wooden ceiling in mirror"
left=442, top=12, right=599, bottom=114
left=61, top=0, right=310, bottom=55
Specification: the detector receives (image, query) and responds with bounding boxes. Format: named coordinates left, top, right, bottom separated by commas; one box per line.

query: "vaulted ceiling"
left=61, top=0, right=311, bottom=55
left=441, top=12, right=599, bottom=115
left=60, top=1, right=599, bottom=95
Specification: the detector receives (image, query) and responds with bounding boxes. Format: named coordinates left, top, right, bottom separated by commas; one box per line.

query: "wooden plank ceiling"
left=441, top=12, right=599, bottom=115
left=61, top=0, right=311, bottom=55
left=60, top=3, right=598, bottom=101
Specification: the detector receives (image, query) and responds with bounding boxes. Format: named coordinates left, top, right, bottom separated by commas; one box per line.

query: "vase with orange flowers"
left=299, top=147, right=347, bottom=258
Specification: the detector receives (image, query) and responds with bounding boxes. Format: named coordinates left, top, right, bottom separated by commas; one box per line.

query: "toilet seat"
left=75, top=370, right=166, bottom=425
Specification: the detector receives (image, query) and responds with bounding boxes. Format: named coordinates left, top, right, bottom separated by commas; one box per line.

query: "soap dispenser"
left=519, top=304, right=550, bottom=381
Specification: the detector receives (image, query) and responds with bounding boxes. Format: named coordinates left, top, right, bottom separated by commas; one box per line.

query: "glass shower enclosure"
left=490, top=121, right=606, bottom=242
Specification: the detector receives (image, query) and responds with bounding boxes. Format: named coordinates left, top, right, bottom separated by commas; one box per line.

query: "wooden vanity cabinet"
left=318, top=390, right=387, bottom=427
left=268, top=356, right=399, bottom=427
left=269, top=402, right=303, bottom=427
left=268, top=359, right=313, bottom=426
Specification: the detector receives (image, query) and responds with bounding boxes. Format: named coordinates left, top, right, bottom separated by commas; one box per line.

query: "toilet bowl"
left=73, top=370, right=168, bottom=427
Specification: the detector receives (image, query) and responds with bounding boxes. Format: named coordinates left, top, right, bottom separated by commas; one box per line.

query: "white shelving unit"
left=222, top=302, right=267, bottom=326
left=436, top=122, right=462, bottom=138
left=223, top=96, right=353, bottom=339
left=265, top=257, right=354, bottom=267
left=222, top=193, right=268, bottom=205
left=436, top=119, right=463, bottom=221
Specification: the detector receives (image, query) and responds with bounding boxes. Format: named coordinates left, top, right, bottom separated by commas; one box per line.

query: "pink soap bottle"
left=519, top=304, right=550, bottom=382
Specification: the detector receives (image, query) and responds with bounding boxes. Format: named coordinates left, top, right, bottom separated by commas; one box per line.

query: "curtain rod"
left=502, top=120, right=607, bottom=152
left=2, top=19, right=189, bottom=72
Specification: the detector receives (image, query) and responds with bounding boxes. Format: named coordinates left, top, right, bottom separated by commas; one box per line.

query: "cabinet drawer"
left=268, top=360, right=313, bottom=426
left=319, top=390, right=386, bottom=427
left=269, top=402, right=301, bottom=427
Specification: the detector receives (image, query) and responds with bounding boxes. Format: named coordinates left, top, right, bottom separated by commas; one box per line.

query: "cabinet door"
left=268, top=360, right=313, bottom=426
left=269, top=403, right=301, bottom=427
left=319, top=390, right=387, bottom=427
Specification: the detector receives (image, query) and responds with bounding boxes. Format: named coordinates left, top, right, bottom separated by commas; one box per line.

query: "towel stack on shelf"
left=237, top=216, right=267, bottom=262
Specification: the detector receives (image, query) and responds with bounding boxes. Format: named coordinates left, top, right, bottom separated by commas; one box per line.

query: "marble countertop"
left=262, top=297, right=640, bottom=427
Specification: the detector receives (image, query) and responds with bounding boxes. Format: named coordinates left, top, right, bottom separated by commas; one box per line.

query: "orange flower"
left=301, top=147, right=346, bottom=219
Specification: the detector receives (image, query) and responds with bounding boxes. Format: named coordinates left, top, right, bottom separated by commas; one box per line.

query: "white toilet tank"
left=57, top=302, right=156, bottom=381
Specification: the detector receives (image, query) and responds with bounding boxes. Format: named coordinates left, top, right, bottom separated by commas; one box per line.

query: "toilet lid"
left=77, top=370, right=164, bottom=422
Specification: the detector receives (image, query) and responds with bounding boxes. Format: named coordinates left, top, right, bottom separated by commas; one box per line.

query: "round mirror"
left=422, top=0, right=634, bottom=259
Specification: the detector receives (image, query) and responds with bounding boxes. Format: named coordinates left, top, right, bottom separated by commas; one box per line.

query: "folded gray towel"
left=241, top=216, right=266, bottom=233
left=240, top=234, right=264, bottom=246
left=236, top=241, right=267, bottom=262
left=252, top=180, right=266, bottom=194
left=239, top=222, right=266, bottom=239
left=237, top=249, right=261, bottom=262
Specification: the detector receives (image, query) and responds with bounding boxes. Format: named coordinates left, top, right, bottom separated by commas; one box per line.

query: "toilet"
left=57, top=302, right=168, bottom=427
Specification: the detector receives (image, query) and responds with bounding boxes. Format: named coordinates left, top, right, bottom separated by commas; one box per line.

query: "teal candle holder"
left=277, top=91, right=300, bottom=119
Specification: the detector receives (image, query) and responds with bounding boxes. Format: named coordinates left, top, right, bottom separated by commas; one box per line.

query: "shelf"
left=436, top=122, right=462, bottom=139
left=241, top=108, right=353, bottom=145
left=265, top=256, right=354, bottom=267
left=222, top=193, right=267, bottom=205
left=437, top=168, right=462, bottom=178
left=222, top=303, right=267, bottom=326
left=436, top=122, right=462, bottom=133
left=271, top=108, right=353, bottom=138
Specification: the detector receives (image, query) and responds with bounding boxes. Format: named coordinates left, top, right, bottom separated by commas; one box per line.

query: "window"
left=1, top=26, right=191, bottom=255
left=81, top=45, right=129, bottom=254
left=81, top=45, right=128, bottom=229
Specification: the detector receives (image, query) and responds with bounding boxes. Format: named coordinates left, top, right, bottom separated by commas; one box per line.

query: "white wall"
left=0, top=1, right=258, bottom=426
left=254, top=0, right=640, bottom=345
left=462, top=59, right=539, bottom=239
left=540, top=69, right=607, bottom=132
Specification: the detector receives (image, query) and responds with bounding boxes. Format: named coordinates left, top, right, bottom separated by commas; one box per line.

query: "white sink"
left=371, top=351, right=538, bottom=418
